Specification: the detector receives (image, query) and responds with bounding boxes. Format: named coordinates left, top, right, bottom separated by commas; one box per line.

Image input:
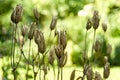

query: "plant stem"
left=26, top=40, right=31, bottom=80
left=57, top=59, right=60, bottom=80
left=91, top=29, right=96, bottom=62
left=85, top=30, right=87, bottom=52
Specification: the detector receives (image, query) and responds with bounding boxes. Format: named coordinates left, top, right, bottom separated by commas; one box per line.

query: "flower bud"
left=33, top=7, right=40, bottom=20
left=86, top=18, right=92, bottom=30
left=21, top=25, right=28, bottom=37
left=103, top=62, right=110, bottom=79
left=50, top=16, right=57, bottom=30
left=102, top=22, right=107, bottom=32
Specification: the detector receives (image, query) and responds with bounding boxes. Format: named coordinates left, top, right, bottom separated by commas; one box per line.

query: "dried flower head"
left=70, top=69, right=75, bottom=80
left=50, top=16, right=57, bottom=30
left=107, top=44, right=112, bottom=55
left=86, top=18, right=92, bottom=30
left=102, top=22, right=107, bottom=32
left=49, top=47, right=55, bottom=65
left=94, top=40, right=100, bottom=52
left=95, top=71, right=102, bottom=80
left=18, top=35, right=24, bottom=49
left=58, top=30, right=67, bottom=50
left=37, top=30, right=46, bottom=54
left=21, top=25, right=28, bottom=37
left=28, top=22, right=36, bottom=40
left=86, top=65, right=94, bottom=80
left=33, top=7, right=40, bottom=20
left=54, top=45, right=63, bottom=59
left=11, top=4, right=23, bottom=24
left=92, top=10, right=100, bottom=30
left=59, top=52, right=67, bottom=67
left=43, top=65, right=48, bottom=75
left=103, top=62, right=110, bottom=79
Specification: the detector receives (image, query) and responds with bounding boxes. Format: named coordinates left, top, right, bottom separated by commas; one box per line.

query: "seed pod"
left=104, top=56, right=108, bottom=64
left=103, top=62, right=110, bottom=79
left=94, top=40, right=100, bottom=52
left=18, top=35, right=24, bottom=49
left=58, top=30, right=67, bottom=50
left=11, top=4, right=23, bottom=24
left=95, top=71, right=102, bottom=80
left=92, top=10, right=100, bottom=30
left=49, top=47, right=55, bottom=65
left=34, top=29, right=40, bottom=44
left=59, top=52, right=67, bottom=67
left=86, top=18, right=92, bottom=30
left=33, top=7, right=40, bottom=20
left=21, top=25, right=28, bottom=37
left=28, top=22, right=36, bottom=40
left=50, top=16, right=57, bottom=30
left=107, top=44, right=112, bottom=55
left=37, top=30, right=46, bottom=54
left=55, top=45, right=63, bottom=59
left=70, top=69, right=75, bottom=80
left=86, top=65, right=93, bottom=80
left=102, top=22, right=107, bottom=32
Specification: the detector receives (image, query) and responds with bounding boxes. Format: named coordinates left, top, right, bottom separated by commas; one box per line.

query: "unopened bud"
left=50, top=16, right=57, bottom=30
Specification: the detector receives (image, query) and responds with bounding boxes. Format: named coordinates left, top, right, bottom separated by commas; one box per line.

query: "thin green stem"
left=11, top=23, right=14, bottom=67
left=85, top=30, right=87, bottom=52
left=57, top=59, right=60, bottom=80
left=91, top=29, right=96, bottom=62
left=26, top=40, right=31, bottom=80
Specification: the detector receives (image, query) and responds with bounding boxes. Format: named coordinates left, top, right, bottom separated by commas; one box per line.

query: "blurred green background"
left=0, top=0, right=120, bottom=79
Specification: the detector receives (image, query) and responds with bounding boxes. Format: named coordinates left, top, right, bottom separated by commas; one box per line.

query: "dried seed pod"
left=11, top=4, right=23, bottom=24
left=55, top=45, right=63, bottom=59
left=94, top=40, right=100, bottom=52
left=107, top=44, right=112, bottom=55
left=103, top=62, right=110, bottom=79
left=33, top=7, right=40, bottom=20
left=28, top=22, right=36, bottom=40
left=49, top=47, right=55, bottom=65
left=104, top=56, right=108, bottom=64
left=59, top=52, right=67, bottom=67
left=102, top=22, right=107, bottom=32
left=86, top=65, right=94, bottom=80
left=92, top=10, right=100, bottom=30
left=58, top=30, right=67, bottom=50
left=50, top=16, right=57, bottom=30
left=95, top=71, right=102, bottom=80
left=70, top=69, right=75, bottom=80
left=37, top=30, right=46, bottom=54
left=86, top=18, right=92, bottom=30
left=34, top=29, right=40, bottom=44
left=18, top=35, right=24, bottom=48
left=21, top=25, right=28, bottom=37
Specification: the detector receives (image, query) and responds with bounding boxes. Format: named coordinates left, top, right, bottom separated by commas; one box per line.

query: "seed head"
left=11, top=4, right=23, bottom=24
left=70, top=69, right=75, bottom=80
left=50, top=16, right=57, bottom=30
left=18, top=35, right=24, bottom=49
left=54, top=45, right=63, bottom=59
left=92, top=10, right=100, bottom=30
left=33, top=7, right=40, bottom=20
left=86, top=65, right=94, bottom=80
left=102, top=22, right=107, bottom=32
left=59, top=52, right=67, bottom=67
left=21, top=25, right=28, bottom=37
left=28, top=22, right=36, bottom=40
left=86, top=18, right=92, bottom=30
left=37, top=30, right=46, bottom=54
left=95, top=71, right=102, bottom=80
left=103, top=62, right=110, bottom=79
left=49, top=47, right=55, bottom=65
left=58, top=30, right=67, bottom=50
